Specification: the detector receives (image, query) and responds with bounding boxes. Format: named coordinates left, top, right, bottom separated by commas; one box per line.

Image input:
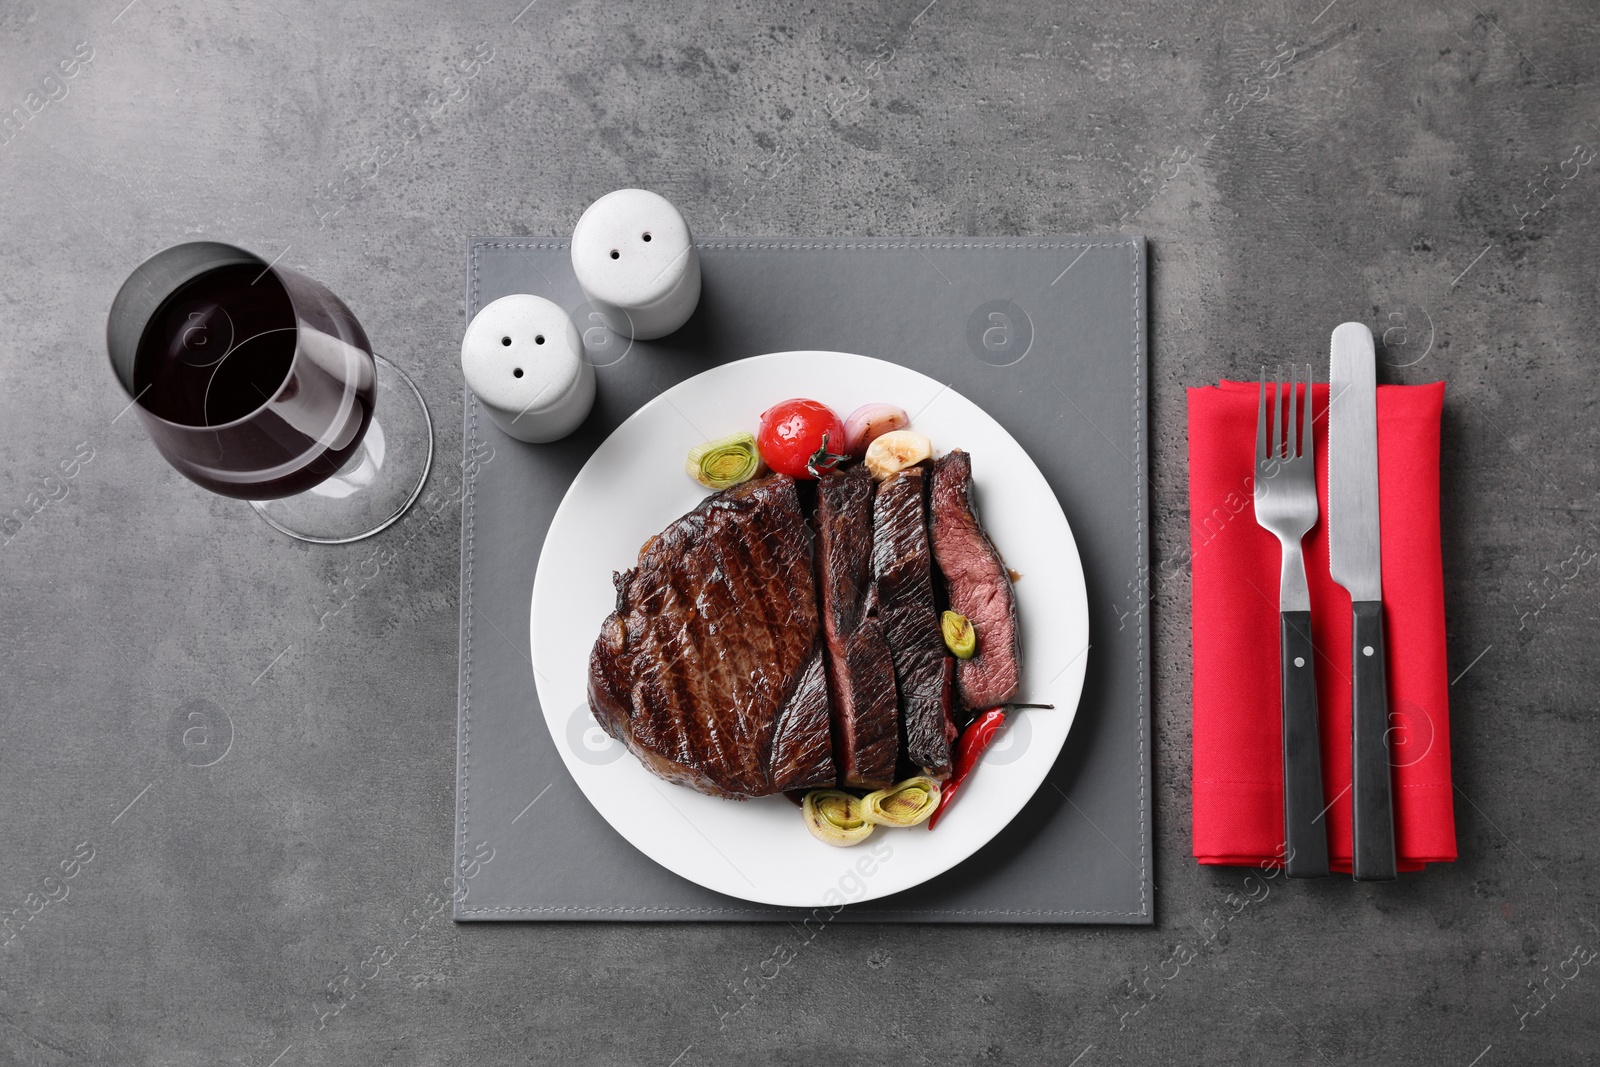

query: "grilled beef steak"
left=587, top=475, right=837, bottom=799
left=816, top=466, right=900, bottom=788
left=930, top=450, right=1022, bottom=710
left=872, top=468, right=956, bottom=780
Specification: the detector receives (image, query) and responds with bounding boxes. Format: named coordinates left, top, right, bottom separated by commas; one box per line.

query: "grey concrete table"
left=2, top=1, right=1596, bottom=1063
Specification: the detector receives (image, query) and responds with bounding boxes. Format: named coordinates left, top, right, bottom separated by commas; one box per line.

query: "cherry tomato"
left=756, top=398, right=846, bottom=479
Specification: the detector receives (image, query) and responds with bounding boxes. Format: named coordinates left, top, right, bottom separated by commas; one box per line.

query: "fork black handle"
left=1350, top=600, right=1397, bottom=881
left=1280, top=610, right=1330, bottom=878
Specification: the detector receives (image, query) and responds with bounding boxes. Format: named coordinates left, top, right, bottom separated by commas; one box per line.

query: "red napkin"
left=1187, top=381, right=1455, bottom=872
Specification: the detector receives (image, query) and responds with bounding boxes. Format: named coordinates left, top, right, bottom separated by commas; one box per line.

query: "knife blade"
left=1329, top=324, right=1382, bottom=601
left=1327, top=322, right=1396, bottom=881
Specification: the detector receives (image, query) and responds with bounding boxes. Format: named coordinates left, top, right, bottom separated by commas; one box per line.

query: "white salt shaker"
left=460, top=294, right=594, bottom=443
left=571, top=189, right=701, bottom=340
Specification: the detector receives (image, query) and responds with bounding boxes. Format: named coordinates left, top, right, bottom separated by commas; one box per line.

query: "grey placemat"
left=454, top=237, right=1149, bottom=923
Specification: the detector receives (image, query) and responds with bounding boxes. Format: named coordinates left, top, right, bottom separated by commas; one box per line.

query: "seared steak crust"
left=930, top=450, right=1022, bottom=710
left=872, top=468, right=956, bottom=780
left=816, top=466, right=900, bottom=788
left=587, top=475, right=837, bottom=798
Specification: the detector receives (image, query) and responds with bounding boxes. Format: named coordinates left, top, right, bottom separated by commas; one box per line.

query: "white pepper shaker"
left=571, top=189, right=701, bottom=340
left=460, top=294, right=594, bottom=443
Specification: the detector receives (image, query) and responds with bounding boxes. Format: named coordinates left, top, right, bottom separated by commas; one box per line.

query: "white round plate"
left=531, top=351, right=1089, bottom=908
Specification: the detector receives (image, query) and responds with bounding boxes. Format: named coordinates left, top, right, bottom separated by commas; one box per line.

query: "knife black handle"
left=1280, top=610, right=1330, bottom=878
left=1350, top=600, right=1396, bottom=881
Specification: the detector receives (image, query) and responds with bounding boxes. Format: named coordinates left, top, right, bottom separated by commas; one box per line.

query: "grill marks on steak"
left=872, top=468, right=956, bottom=780
left=930, top=450, right=1022, bottom=710
left=815, top=467, right=900, bottom=788
left=587, top=475, right=837, bottom=799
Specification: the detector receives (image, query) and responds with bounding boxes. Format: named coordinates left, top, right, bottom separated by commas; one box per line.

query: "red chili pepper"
left=928, top=707, right=1007, bottom=830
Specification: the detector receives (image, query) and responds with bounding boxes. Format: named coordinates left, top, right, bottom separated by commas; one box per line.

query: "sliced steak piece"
left=815, top=466, right=900, bottom=788
left=930, top=450, right=1022, bottom=710
left=900, top=654, right=957, bottom=780
left=872, top=467, right=956, bottom=780
left=587, top=474, right=837, bottom=799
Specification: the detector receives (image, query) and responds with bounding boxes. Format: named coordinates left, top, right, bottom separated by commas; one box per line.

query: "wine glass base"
left=249, top=354, right=434, bottom=544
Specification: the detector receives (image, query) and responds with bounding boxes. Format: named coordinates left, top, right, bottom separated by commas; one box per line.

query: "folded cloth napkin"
left=1187, top=380, right=1456, bottom=872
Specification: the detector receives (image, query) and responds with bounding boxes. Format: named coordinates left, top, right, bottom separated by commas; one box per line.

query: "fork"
left=1253, top=366, right=1330, bottom=878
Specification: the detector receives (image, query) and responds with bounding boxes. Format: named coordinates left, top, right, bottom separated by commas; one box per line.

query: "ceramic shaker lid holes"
left=460, top=295, right=595, bottom=443
left=570, top=189, right=702, bottom=340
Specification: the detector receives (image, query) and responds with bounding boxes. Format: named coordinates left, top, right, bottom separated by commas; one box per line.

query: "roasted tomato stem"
left=805, top=432, right=851, bottom=478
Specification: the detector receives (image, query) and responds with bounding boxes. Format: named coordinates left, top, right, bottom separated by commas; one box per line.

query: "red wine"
left=129, top=262, right=376, bottom=499
left=135, top=263, right=299, bottom=426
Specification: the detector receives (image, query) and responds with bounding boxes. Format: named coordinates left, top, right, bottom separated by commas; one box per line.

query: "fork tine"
left=1256, top=366, right=1267, bottom=462
left=1302, top=362, right=1315, bottom=460
left=1280, top=364, right=1291, bottom=459
left=1269, top=365, right=1281, bottom=460
left=1282, top=364, right=1292, bottom=458
left=1288, top=363, right=1300, bottom=458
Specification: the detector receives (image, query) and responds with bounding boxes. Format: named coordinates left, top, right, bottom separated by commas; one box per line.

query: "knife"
left=1327, top=322, right=1396, bottom=881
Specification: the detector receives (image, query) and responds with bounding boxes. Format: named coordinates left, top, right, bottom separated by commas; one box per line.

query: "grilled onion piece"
left=861, top=777, right=942, bottom=827
left=686, top=431, right=761, bottom=489
left=802, top=789, right=875, bottom=846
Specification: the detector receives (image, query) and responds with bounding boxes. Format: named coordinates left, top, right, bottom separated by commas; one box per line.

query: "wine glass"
left=106, top=241, right=433, bottom=543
